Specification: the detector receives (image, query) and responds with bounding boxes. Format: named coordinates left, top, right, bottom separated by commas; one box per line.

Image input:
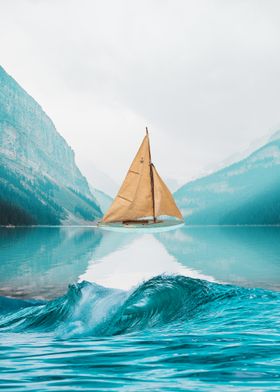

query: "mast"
left=146, top=127, right=156, bottom=223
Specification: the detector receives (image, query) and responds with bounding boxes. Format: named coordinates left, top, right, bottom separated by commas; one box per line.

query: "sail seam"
left=129, top=170, right=140, bottom=175
left=117, top=195, right=133, bottom=203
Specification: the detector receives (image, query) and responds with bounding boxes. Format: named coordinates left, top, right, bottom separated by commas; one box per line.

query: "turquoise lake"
left=0, top=226, right=280, bottom=391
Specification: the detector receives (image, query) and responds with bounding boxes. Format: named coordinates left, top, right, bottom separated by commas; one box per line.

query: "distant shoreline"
left=2, top=224, right=280, bottom=228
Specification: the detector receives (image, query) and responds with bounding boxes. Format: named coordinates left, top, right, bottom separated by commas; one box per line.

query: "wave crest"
left=0, top=275, right=277, bottom=337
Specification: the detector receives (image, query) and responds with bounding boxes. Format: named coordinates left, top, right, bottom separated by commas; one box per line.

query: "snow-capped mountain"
left=174, top=135, right=280, bottom=224
left=0, top=66, right=102, bottom=225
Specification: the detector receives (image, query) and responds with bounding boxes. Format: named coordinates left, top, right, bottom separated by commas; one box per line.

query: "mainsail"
left=102, top=130, right=183, bottom=223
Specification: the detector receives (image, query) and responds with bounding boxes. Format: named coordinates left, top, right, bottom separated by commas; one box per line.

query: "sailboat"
left=98, top=128, right=184, bottom=231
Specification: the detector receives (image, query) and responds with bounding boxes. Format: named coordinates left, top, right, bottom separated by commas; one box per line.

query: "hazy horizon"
left=2, top=0, right=280, bottom=195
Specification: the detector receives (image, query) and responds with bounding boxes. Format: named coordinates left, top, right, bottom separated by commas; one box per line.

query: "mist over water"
left=0, top=226, right=280, bottom=390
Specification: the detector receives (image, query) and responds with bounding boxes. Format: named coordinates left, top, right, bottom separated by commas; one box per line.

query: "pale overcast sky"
left=1, top=0, right=280, bottom=194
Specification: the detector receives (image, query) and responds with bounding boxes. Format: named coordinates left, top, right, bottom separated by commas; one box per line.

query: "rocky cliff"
left=0, top=66, right=102, bottom=225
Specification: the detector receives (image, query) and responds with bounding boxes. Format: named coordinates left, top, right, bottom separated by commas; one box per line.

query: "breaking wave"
left=0, top=275, right=279, bottom=338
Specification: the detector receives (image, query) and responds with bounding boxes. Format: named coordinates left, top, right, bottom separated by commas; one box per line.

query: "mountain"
left=90, top=187, right=113, bottom=214
left=0, top=67, right=102, bottom=225
left=174, top=136, right=280, bottom=224
left=81, top=160, right=118, bottom=197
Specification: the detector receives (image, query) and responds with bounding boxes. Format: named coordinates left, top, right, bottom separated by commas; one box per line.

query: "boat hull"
left=98, top=219, right=184, bottom=233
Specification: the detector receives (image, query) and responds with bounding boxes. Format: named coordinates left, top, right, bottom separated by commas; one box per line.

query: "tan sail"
left=152, top=164, right=183, bottom=220
left=102, top=130, right=183, bottom=223
left=102, top=134, right=154, bottom=222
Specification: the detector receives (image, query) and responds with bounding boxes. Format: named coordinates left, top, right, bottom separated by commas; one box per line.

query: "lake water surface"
left=0, top=226, right=280, bottom=390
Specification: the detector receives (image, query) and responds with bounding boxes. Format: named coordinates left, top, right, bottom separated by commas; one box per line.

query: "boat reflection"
left=79, top=233, right=216, bottom=290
